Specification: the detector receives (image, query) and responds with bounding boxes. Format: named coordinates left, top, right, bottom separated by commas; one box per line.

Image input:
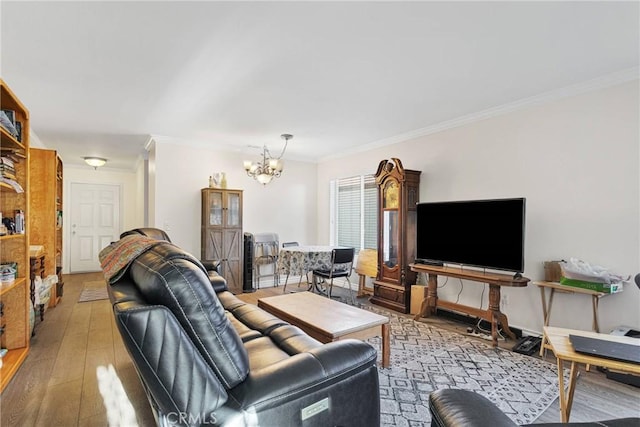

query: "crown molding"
left=320, top=67, right=639, bottom=163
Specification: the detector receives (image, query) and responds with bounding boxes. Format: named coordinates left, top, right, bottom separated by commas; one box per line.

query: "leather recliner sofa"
left=103, top=231, right=380, bottom=426
left=429, top=389, right=639, bottom=427
left=119, top=227, right=226, bottom=289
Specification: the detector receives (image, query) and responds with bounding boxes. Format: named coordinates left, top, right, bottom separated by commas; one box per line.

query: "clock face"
left=384, top=180, right=399, bottom=209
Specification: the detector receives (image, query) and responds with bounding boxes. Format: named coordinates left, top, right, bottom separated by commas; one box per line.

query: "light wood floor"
left=1, top=272, right=638, bottom=426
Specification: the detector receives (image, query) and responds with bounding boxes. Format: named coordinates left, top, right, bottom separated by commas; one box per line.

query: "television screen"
left=416, top=198, right=526, bottom=273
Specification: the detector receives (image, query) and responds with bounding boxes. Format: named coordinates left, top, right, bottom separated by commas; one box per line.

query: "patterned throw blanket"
left=99, top=235, right=165, bottom=284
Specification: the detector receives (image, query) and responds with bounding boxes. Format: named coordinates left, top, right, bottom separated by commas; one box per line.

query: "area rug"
left=78, top=281, right=109, bottom=302
left=357, top=304, right=566, bottom=426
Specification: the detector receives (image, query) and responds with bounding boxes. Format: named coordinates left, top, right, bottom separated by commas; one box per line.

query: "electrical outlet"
left=164, top=221, right=171, bottom=231
left=501, top=294, right=509, bottom=309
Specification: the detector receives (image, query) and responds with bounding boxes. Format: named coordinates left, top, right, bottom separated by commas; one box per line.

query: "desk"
left=535, top=281, right=610, bottom=357
left=544, top=326, right=640, bottom=423
left=410, top=264, right=529, bottom=347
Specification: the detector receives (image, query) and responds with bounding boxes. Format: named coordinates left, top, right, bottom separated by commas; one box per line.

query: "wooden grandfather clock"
left=370, top=158, right=421, bottom=313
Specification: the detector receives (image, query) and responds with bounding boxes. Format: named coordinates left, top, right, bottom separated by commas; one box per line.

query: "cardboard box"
left=544, top=261, right=563, bottom=282
left=559, top=277, right=623, bottom=294
left=410, top=285, right=427, bottom=314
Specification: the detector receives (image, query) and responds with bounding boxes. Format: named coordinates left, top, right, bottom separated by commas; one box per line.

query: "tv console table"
left=410, top=264, right=530, bottom=347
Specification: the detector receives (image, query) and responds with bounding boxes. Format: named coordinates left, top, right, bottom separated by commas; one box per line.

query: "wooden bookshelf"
left=0, top=79, right=31, bottom=393
left=29, top=148, right=64, bottom=306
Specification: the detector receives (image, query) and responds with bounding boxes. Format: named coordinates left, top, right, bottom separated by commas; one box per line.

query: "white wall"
left=317, top=80, right=640, bottom=335
left=149, top=142, right=317, bottom=256
left=62, top=165, right=142, bottom=273
left=54, top=80, right=639, bottom=336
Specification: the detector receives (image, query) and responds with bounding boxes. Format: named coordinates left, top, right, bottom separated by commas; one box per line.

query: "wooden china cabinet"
left=201, top=188, right=243, bottom=294
left=370, top=158, right=421, bottom=313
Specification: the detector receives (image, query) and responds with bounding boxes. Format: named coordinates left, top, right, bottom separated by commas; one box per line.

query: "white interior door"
left=70, top=183, right=121, bottom=272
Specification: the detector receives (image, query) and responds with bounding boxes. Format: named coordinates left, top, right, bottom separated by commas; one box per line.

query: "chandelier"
left=243, top=134, right=292, bottom=185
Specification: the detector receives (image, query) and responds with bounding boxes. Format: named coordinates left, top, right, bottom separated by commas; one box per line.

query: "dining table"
left=278, top=245, right=340, bottom=292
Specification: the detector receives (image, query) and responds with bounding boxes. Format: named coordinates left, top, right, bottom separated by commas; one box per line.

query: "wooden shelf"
left=0, top=277, right=26, bottom=297
left=0, top=127, right=26, bottom=152
left=0, top=234, right=25, bottom=242
left=0, top=347, right=29, bottom=391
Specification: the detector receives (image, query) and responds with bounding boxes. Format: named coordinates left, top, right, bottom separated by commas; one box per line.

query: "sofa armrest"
left=201, top=259, right=220, bottom=272
left=429, top=389, right=518, bottom=427
left=200, top=260, right=228, bottom=292
left=228, top=339, right=379, bottom=424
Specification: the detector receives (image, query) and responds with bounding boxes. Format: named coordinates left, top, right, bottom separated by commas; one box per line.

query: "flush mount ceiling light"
left=83, top=156, right=107, bottom=169
left=243, top=134, right=292, bottom=185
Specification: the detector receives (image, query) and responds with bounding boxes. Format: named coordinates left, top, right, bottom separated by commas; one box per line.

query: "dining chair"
left=311, top=248, right=356, bottom=304
left=253, top=232, right=279, bottom=288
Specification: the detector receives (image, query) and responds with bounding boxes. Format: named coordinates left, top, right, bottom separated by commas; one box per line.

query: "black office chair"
left=312, top=248, right=355, bottom=304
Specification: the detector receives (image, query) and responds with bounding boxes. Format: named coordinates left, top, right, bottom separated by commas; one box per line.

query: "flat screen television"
left=415, top=197, right=526, bottom=273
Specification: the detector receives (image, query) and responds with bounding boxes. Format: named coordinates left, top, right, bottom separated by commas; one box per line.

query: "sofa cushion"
left=129, top=243, right=249, bottom=388
left=268, top=324, right=322, bottom=354
left=243, top=337, right=291, bottom=370
left=225, top=311, right=263, bottom=342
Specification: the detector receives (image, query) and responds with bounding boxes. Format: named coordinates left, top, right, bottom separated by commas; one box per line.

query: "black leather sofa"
left=429, top=389, right=639, bottom=427
left=104, top=232, right=380, bottom=426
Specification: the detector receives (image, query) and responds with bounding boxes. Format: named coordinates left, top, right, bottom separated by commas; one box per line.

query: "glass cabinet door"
left=382, top=179, right=400, bottom=269
left=209, top=191, right=223, bottom=226
left=383, top=210, right=399, bottom=268
left=227, top=192, right=240, bottom=227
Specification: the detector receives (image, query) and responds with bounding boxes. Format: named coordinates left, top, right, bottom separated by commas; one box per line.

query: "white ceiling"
left=1, top=1, right=638, bottom=170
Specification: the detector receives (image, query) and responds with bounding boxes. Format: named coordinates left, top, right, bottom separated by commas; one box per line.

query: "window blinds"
left=336, top=175, right=378, bottom=250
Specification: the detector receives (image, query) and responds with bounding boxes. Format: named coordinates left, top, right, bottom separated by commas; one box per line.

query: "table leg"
left=358, top=274, right=365, bottom=297
left=565, top=361, right=579, bottom=421
left=591, top=295, right=600, bottom=333
left=487, top=285, right=516, bottom=346
left=539, top=287, right=556, bottom=357
left=539, top=287, right=547, bottom=357
left=414, top=273, right=438, bottom=320
left=556, top=357, right=579, bottom=423
left=381, top=323, right=390, bottom=368
left=557, top=357, right=568, bottom=422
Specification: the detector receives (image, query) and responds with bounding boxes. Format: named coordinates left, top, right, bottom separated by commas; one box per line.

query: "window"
left=333, top=175, right=377, bottom=251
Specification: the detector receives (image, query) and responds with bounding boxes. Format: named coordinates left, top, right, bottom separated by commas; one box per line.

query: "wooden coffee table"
left=258, top=291, right=390, bottom=367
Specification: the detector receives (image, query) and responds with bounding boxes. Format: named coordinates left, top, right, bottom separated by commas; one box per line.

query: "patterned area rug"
left=358, top=304, right=565, bottom=426
left=78, top=281, right=109, bottom=302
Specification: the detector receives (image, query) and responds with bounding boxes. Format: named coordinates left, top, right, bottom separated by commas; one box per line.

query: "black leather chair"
left=312, top=247, right=355, bottom=303
left=103, top=233, right=380, bottom=426
left=429, top=389, right=638, bottom=427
